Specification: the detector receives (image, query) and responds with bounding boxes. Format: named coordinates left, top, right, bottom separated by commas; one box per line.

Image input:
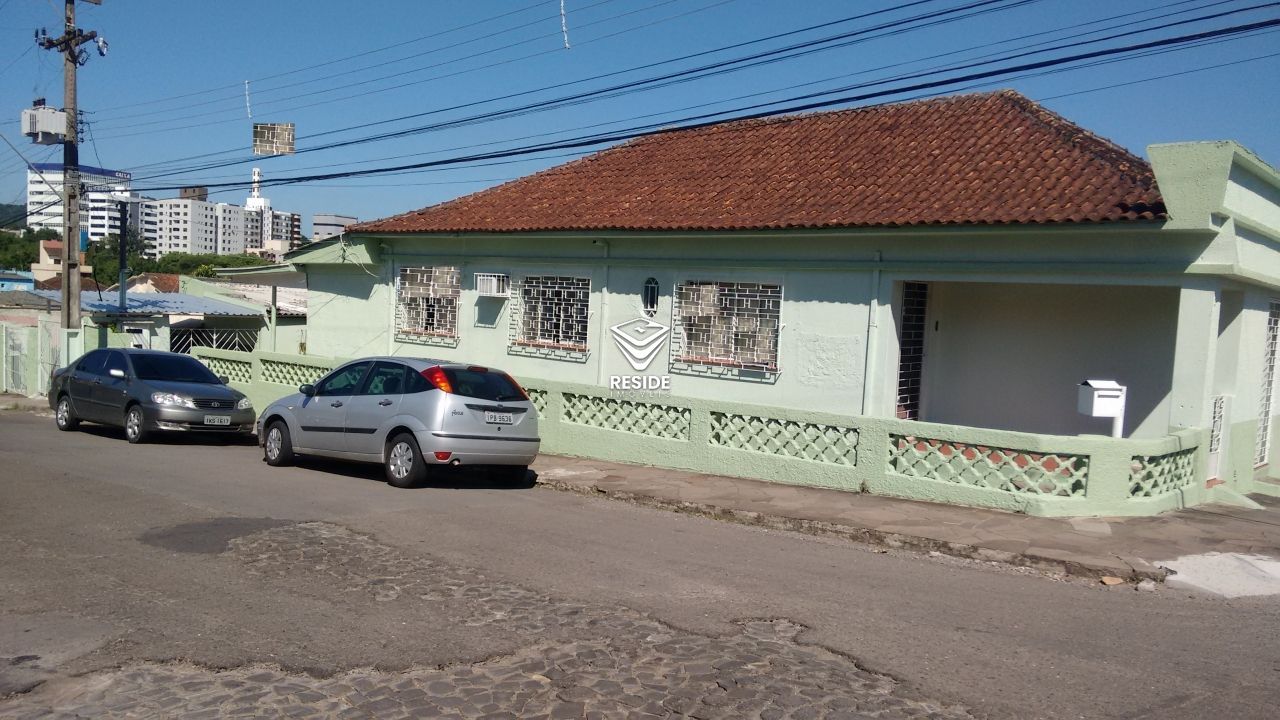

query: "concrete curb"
left=536, top=479, right=1170, bottom=584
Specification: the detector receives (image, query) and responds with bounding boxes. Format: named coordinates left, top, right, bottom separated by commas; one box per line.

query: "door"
left=95, top=351, right=132, bottom=424
left=68, top=349, right=109, bottom=421
left=343, top=361, right=407, bottom=456
left=293, top=361, right=371, bottom=451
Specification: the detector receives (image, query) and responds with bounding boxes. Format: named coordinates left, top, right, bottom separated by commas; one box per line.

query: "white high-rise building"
left=244, top=167, right=302, bottom=260
left=215, top=203, right=249, bottom=255
left=26, top=163, right=133, bottom=242
left=312, top=213, right=357, bottom=241
left=149, top=198, right=217, bottom=256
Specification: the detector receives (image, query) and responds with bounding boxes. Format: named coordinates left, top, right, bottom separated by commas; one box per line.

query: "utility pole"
left=37, top=0, right=102, bottom=330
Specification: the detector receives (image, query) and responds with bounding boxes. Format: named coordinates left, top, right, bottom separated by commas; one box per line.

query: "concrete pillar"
left=1168, top=283, right=1221, bottom=430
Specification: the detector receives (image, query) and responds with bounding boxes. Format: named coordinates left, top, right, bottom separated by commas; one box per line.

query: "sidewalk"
left=529, top=454, right=1280, bottom=585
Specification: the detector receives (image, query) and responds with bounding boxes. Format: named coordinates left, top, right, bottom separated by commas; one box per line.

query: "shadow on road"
left=70, top=423, right=258, bottom=447
left=291, top=455, right=538, bottom=490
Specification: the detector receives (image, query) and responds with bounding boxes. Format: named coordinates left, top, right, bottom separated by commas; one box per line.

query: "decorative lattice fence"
left=888, top=434, right=1089, bottom=497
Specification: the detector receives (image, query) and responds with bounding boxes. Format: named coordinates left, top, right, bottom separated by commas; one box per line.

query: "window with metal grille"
left=395, top=266, right=460, bottom=339
left=512, top=275, right=590, bottom=350
left=673, top=281, right=781, bottom=370
left=642, top=278, right=659, bottom=317
left=896, top=282, right=929, bottom=421
left=1256, top=301, right=1280, bottom=466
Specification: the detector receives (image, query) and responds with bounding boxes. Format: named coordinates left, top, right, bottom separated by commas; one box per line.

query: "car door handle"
left=378, top=399, right=393, bottom=406
left=330, top=401, right=343, bottom=407
left=92, top=378, right=102, bottom=385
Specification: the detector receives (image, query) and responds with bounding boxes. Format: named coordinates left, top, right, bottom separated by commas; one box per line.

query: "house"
left=198, top=90, right=1280, bottom=517
left=0, top=290, right=279, bottom=397
left=30, top=239, right=91, bottom=283
left=110, top=272, right=181, bottom=294
left=0, top=271, right=34, bottom=291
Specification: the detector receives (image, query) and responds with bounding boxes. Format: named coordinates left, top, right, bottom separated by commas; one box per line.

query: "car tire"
left=263, top=420, right=295, bottom=467
left=385, top=432, right=427, bottom=489
left=55, top=395, right=80, bottom=431
left=124, top=404, right=149, bottom=444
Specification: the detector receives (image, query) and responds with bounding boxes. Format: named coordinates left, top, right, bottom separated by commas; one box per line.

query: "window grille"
left=512, top=275, right=590, bottom=350
left=673, top=281, right=781, bottom=370
left=896, top=282, right=929, bottom=421
left=642, top=278, right=659, bottom=318
left=1256, top=301, right=1280, bottom=466
left=395, top=266, right=460, bottom=338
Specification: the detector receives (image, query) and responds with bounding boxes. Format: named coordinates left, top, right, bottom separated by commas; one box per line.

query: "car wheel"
left=385, top=432, right=427, bottom=489
left=55, top=395, right=80, bottom=431
left=263, top=420, right=295, bottom=467
left=124, top=404, right=149, bottom=444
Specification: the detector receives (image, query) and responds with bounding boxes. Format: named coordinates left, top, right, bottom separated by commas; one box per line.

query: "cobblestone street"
left=4, top=523, right=968, bottom=719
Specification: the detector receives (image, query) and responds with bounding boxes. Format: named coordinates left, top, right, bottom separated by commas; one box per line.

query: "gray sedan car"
left=256, top=357, right=539, bottom=488
left=49, top=348, right=255, bottom=443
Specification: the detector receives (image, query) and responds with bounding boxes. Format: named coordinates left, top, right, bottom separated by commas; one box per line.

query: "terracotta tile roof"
left=355, top=91, right=1164, bottom=235
left=138, top=273, right=181, bottom=293
left=35, top=274, right=104, bottom=292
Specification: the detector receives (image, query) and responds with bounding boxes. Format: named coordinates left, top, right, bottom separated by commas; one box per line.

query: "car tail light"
left=421, top=366, right=452, bottom=393
left=503, top=373, right=530, bottom=401
left=434, top=451, right=452, bottom=461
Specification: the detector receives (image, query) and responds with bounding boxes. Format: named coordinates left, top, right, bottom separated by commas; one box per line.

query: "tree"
left=192, top=264, right=217, bottom=278
left=0, top=227, right=60, bottom=271
left=86, top=229, right=155, bottom=286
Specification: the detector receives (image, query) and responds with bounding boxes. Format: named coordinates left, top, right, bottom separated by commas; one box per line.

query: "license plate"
left=485, top=411, right=514, bottom=425
left=203, top=415, right=231, bottom=426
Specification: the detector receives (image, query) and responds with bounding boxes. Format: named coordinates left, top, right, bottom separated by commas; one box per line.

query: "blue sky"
left=1, top=0, right=1277, bottom=234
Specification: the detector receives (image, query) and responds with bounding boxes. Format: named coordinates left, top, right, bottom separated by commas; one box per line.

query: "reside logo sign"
left=609, top=318, right=670, bottom=371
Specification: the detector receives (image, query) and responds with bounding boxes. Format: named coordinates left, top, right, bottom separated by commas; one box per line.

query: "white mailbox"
left=1078, top=379, right=1127, bottom=437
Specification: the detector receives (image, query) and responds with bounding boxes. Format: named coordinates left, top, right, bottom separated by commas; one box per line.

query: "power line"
left=89, top=0, right=635, bottom=127
left=125, top=17, right=1280, bottom=196
left=126, top=0, right=1040, bottom=180
left=120, top=0, right=970, bottom=170
left=87, top=0, right=561, bottom=113
left=131, top=0, right=1271, bottom=187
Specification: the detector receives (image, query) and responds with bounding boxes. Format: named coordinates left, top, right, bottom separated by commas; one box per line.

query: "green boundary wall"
left=191, top=346, right=1245, bottom=517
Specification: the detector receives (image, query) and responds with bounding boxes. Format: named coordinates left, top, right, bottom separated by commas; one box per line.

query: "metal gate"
left=37, top=318, right=61, bottom=396
left=169, top=327, right=258, bottom=354
left=5, top=325, right=29, bottom=395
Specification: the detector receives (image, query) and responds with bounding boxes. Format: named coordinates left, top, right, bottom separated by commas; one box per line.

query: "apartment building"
left=25, top=163, right=133, bottom=243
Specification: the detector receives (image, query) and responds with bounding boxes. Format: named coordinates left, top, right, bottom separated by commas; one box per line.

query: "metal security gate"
left=37, top=319, right=61, bottom=396
left=1256, top=301, right=1280, bottom=467
left=896, top=282, right=929, bottom=420
left=6, top=325, right=29, bottom=395
left=169, top=327, right=258, bottom=354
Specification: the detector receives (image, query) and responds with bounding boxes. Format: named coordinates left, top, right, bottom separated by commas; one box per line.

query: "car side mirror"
left=109, top=368, right=126, bottom=379
left=218, top=375, right=230, bottom=384
left=299, top=383, right=316, bottom=396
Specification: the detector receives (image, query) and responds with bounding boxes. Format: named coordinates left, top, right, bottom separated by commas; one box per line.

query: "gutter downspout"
left=270, top=285, right=278, bottom=352
left=861, top=250, right=882, bottom=416
left=594, top=238, right=610, bottom=387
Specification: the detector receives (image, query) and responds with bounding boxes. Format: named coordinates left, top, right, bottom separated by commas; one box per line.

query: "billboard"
left=252, top=123, right=295, bottom=156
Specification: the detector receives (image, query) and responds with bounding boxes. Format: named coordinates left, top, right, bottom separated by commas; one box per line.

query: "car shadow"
left=70, top=422, right=257, bottom=447
left=292, top=455, right=537, bottom=490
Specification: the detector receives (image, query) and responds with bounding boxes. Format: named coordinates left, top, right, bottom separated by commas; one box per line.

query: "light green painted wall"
left=192, top=346, right=1215, bottom=518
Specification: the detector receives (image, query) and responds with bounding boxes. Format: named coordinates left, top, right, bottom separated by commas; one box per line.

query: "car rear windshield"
left=131, top=354, right=222, bottom=384
left=443, top=368, right=525, bottom=402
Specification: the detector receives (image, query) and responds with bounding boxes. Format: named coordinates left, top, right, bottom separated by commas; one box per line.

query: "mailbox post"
left=1078, top=379, right=1127, bottom=438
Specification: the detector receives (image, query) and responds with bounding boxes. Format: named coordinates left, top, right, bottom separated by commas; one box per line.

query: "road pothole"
left=138, top=517, right=295, bottom=555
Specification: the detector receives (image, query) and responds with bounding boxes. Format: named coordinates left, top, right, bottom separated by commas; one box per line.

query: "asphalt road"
left=1, top=411, right=1277, bottom=718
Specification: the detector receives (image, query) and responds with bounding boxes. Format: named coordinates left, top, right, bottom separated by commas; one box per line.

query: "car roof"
left=340, top=356, right=506, bottom=372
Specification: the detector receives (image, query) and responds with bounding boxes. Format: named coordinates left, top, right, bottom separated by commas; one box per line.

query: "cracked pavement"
left=2, top=412, right=1277, bottom=718
left=5, top=522, right=967, bottom=719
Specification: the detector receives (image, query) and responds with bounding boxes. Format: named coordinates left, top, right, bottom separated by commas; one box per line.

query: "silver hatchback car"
left=257, top=357, right=540, bottom=487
